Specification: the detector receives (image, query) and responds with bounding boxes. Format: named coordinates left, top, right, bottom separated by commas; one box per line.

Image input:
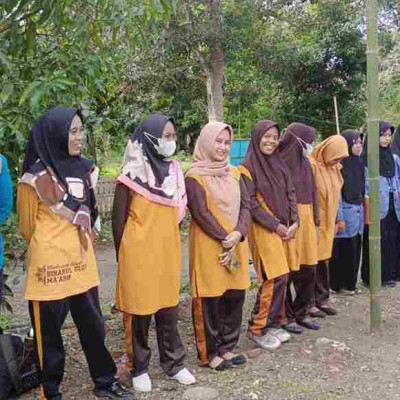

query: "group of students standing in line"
left=1, top=106, right=400, bottom=399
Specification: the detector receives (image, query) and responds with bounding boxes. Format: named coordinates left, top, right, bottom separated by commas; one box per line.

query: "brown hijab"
left=185, top=121, right=241, bottom=227
left=241, top=120, right=294, bottom=224
left=279, top=122, right=316, bottom=204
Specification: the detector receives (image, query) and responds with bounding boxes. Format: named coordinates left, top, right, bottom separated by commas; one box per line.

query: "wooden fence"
left=96, top=178, right=116, bottom=216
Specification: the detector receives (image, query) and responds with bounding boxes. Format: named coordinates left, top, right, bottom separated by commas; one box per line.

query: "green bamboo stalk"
left=366, top=0, right=381, bottom=331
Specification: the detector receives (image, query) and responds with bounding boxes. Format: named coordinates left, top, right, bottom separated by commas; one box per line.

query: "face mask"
left=156, top=139, right=176, bottom=157
left=144, top=132, right=176, bottom=157
left=287, top=130, right=313, bottom=157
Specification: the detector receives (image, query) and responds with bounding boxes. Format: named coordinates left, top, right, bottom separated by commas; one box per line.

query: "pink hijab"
left=186, top=121, right=241, bottom=227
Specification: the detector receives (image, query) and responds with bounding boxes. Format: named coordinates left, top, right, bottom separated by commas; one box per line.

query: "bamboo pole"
left=333, top=96, right=340, bottom=134
left=366, top=0, right=381, bottom=331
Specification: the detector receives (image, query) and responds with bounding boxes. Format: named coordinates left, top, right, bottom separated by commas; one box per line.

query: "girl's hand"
left=283, top=222, right=299, bottom=241
left=222, top=231, right=242, bottom=249
left=219, top=248, right=234, bottom=267
left=276, top=224, right=288, bottom=238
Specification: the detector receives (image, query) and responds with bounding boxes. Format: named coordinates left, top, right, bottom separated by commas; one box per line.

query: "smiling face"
left=380, top=129, right=392, bottom=148
left=352, top=137, right=363, bottom=156
left=68, top=115, right=85, bottom=156
left=212, top=128, right=231, bottom=161
left=260, top=126, right=279, bottom=155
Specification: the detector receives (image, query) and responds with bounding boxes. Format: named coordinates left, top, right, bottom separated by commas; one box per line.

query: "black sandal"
left=319, top=306, right=338, bottom=316
left=214, top=359, right=233, bottom=371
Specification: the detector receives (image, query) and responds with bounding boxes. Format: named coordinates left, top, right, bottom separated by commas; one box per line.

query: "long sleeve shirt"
left=0, top=155, right=13, bottom=269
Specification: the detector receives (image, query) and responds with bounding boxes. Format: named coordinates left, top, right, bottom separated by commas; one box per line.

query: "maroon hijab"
left=241, top=120, right=293, bottom=224
left=278, top=122, right=316, bottom=204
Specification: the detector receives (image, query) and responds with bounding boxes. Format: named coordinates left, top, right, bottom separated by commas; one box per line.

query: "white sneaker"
left=247, top=331, right=281, bottom=350
left=168, top=368, right=196, bottom=385
left=269, top=328, right=291, bottom=343
left=132, top=372, right=152, bottom=392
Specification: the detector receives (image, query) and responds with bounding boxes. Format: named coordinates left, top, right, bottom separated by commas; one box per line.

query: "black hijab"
left=363, top=121, right=395, bottom=178
left=130, top=114, right=175, bottom=187
left=341, top=130, right=365, bottom=205
left=391, top=125, right=400, bottom=158
left=21, top=107, right=98, bottom=242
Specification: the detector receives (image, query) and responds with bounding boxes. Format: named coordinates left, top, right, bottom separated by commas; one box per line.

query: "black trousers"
left=192, top=290, right=245, bottom=366
left=362, top=196, right=400, bottom=284
left=124, top=306, right=185, bottom=378
left=29, top=287, right=117, bottom=399
left=330, top=235, right=362, bottom=291
left=314, top=260, right=330, bottom=307
left=286, top=265, right=316, bottom=323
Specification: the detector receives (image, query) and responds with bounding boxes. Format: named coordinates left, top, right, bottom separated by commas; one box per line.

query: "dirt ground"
left=12, top=243, right=400, bottom=400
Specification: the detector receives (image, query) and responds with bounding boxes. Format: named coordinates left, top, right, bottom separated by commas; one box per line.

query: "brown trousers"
left=248, top=273, right=288, bottom=336
left=286, top=265, right=317, bottom=323
left=192, top=289, right=245, bottom=366
left=124, top=306, right=185, bottom=378
left=314, top=259, right=330, bottom=307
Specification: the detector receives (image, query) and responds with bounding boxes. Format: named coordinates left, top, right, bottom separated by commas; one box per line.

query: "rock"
left=316, top=337, right=351, bottom=352
left=182, top=386, right=220, bottom=400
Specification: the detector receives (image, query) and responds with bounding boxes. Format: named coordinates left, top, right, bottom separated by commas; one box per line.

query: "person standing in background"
left=362, top=122, right=400, bottom=286
left=329, top=130, right=367, bottom=295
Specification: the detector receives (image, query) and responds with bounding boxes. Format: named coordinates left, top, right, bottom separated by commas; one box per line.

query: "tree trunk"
left=206, top=0, right=224, bottom=122
left=207, top=47, right=225, bottom=121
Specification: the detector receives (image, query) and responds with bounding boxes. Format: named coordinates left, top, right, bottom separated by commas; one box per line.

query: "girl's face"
left=352, top=137, right=363, bottom=156
left=380, top=129, right=392, bottom=148
left=260, top=126, right=279, bottom=155
left=162, top=121, right=176, bottom=142
left=326, top=157, right=346, bottom=167
left=212, top=128, right=231, bottom=161
left=68, top=115, right=85, bottom=156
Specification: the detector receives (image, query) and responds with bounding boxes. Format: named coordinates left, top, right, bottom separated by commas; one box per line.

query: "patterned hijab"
left=20, top=107, right=99, bottom=251
left=116, top=114, right=187, bottom=222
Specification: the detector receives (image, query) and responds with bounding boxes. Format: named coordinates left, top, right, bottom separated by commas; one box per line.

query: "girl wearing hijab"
left=0, top=153, right=13, bottom=307
left=239, top=120, right=298, bottom=350
left=186, top=121, right=250, bottom=371
left=308, top=135, right=349, bottom=317
left=329, top=130, right=367, bottom=294
left=18, top=107, right=131, bottom=400
left=278, top=123, right=320, bottom=333
left=112, top=114, right=195, bottom=392
left=391, top=124, right=400, bottom=158
left=361, top=122, right=400, bottom=286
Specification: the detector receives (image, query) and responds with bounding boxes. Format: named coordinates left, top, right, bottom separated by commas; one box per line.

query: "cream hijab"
left=186, top=121, right=241, bottom=228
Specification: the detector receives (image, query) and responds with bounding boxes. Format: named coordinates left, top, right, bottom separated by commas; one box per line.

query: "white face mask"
left=144, top=132, right=176, bottom=157
left=155, top=139, right=177, bottom=157
left=288, top=131, right=314, bottom=157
